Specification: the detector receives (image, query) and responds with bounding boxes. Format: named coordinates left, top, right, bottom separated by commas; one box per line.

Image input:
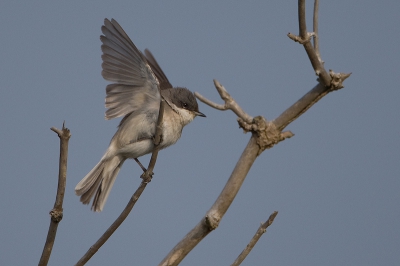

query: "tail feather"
left=80, top=173, right=103, bottom=205
left=91, top=159, right=123, bottom=212
left=75, top=160, right=105, bottom=196
left=75, top=155, right=124, bottom=212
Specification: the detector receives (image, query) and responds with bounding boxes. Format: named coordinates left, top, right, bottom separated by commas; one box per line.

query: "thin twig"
left=313, top=0, right=323, bottom=64
left=282, top=0, right=351, bottom=129
left=75, top=180, right=149, bottom=266
left=142, top=100, right=165, bottom=181
left=298, top=0, right=307, bottom=38
left=195, top=79, right=253, bottom=124
left=231, top=211, right=278, bottom=266
left=75, top=100, right=165, bottom=266
left=39, top=122, right=71, bottom=266
left=288, top=0, right=330, bottom=85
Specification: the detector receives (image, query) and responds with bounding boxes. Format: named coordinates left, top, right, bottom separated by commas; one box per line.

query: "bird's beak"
left=194, top=111, right=206, bottom=117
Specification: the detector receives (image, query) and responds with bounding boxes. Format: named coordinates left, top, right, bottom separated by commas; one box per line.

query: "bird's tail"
left=75, top=155, right=124, bottom=212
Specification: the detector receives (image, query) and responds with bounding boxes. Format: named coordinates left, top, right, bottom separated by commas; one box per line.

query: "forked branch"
left=161, top=0, right=351, bottom=265
left=195, top=79, right=253, bottom=124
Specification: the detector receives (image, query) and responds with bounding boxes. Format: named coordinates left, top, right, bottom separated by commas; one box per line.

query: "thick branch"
left=274, top=82, right=326, bottom=130
left=231, top=211, right=278, bottom=266
left=159, top=1, right=351, bottom=264
left=75, top=100, right=166, bottom=266
left=159, top=135, right=260, bottom=266
left=39, top=122, right=71, bottom=266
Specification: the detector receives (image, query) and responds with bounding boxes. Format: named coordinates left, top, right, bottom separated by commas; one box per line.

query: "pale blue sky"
left=1, top=1, right=399, bottom=265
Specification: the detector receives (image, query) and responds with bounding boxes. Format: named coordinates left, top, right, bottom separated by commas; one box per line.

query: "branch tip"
left=196, top=79, right=253, bottom=123
left=231, top=210, right=279, bottom=266
left=329, top=70, right=352, bottom=90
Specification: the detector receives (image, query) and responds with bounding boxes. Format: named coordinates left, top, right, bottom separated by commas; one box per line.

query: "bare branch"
left=329, top=70, right=352, bottom=91
left=75, top=100, right=166, bottom=266
left=238, top=117, right=294, bottom=153
left=142, top=100, right=166, bottom=182
left=75, top=180, right=149, bottom=266
left=313, top=0, right=323, bottom=64
left=282, top=0, right=352, bottom=130
left=231, top=211, right=278, bottom=266
left=159, top=135, right=260, bottom=266
left=274, top=82, right=327, bottom=130
left=194, top=92, right=227, bottom=110
left=39, top=123, right=71, bottom=266
left=195, top=79, right=253, bottom=124
left=288, top=0, right=331, bottom=86
left=298, top=0, right=307, bottom=38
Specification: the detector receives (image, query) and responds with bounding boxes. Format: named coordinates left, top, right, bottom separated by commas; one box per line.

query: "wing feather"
left=100, top=18, right=160, bottom=120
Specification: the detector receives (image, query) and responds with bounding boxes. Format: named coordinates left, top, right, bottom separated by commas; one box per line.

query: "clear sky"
left=1, top=1, right=399, bottom=265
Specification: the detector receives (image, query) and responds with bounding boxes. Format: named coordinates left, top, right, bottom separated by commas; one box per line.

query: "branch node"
left=205, top=214, right=219, bottom=231
left=238, top=117, right=293, bottom=154
left=287, top=32, right=313, bottom=44
left=50, top=122, right=71, bottom=140
left=49, top=208, right=63, bottom=223
left=140, top=172, right=153, bottom=183
left=329, top=69, right=352, bottom=90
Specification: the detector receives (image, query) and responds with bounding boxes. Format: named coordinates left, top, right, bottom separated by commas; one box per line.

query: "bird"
left=75, top=18, right=205, bottom=212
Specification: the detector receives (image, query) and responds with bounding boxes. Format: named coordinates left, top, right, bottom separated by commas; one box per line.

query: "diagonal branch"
left=163, top=1, right=352, bottom=264
left=160, top=134, right=261, bottom=266
left=39, top=122, right=71, bottom=266
left=231, top=211, right=278, bottom=266
left=75, top=100, right=166, bottom=266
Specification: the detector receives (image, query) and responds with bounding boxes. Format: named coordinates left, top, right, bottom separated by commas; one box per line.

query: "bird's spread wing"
left=101, top=18, right=161, bottom=120
left=144, top=49, right=173, bottom=90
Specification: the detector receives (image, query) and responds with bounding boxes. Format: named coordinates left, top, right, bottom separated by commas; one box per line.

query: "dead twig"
left=39, top=122, right=71, bottom=266
left=195, top=79, right=253, bottom=124
left=231, top=211, right=278, bottom=266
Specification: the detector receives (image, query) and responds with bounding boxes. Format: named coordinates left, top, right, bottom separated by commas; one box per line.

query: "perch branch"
left=39, top=122, right=71, bottom=266
left=231, top=211, right=278, bottom=266
left=75, top=100, right=166, bottom=266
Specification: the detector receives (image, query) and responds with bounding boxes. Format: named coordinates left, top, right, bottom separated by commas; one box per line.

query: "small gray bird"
left=75, top=18, right=205, bottom=212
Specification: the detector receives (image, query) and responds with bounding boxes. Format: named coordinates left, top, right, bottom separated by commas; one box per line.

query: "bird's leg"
left=134, top=158, right=147, bottom=173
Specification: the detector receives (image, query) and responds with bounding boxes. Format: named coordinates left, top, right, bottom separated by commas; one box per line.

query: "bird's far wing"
left=144, top=49, right=173, bottom=90
left=101, top=18, right=161, bottom=120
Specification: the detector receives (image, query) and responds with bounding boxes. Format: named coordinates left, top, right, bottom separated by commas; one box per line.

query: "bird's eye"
left=182, top=102, right=188, bottom=109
